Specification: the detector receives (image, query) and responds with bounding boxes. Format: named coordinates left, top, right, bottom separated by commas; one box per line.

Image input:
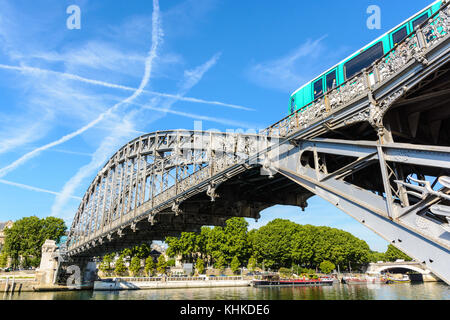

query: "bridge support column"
left=55, top=258, right=98, bottom=289
left=271, top=140, right=450, bottom=285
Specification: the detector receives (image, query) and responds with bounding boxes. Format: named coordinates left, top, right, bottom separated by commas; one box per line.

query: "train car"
left=288, top=0, right=444, bottom=115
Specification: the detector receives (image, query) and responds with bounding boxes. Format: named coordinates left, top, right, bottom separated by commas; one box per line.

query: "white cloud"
left=247, top=36, right=328, bottom=93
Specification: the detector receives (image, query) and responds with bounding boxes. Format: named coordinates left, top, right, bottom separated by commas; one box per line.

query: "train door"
left=325, top=69, right=338, bottom=93
left=312, top=77, right=324, bottom=100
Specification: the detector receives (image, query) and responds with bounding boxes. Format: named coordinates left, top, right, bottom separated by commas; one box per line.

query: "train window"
left=392, top=26, right=408, bottom=46
left=412, top=12, right=429, bottom=30
left=313, top=79, right=323, bottom=100
left=290, top=98, right=295, bottom=113
left=344, top=42, right=384, bottom=80
left=326, top=71, right=337, bottom=92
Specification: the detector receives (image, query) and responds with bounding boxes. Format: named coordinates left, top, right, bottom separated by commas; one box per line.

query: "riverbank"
left=94, top=276, right=251, bottom=291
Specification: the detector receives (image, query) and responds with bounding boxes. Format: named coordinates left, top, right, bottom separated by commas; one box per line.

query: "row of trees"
left=165, top=218, right=411, bottom=273
left=98, top=244, right=176, bottom=277
left=0, top=216, right=67, bottom=268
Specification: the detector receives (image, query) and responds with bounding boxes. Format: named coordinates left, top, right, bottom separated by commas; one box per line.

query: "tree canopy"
left=2, top=216, right=66, bottom=268
left=164, top=217, right=404, bottom=272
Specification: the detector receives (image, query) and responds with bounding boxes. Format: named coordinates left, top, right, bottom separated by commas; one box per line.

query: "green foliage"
left=385, top=245, right=412, bottom=262
left=223, top=218, right=251, bottom=262
left=167, top=259, right=176, bottom=267
left=114, top=255, right=127, bottom=277
left=156, top=255, right=167, bottom=275
left=132, top=244, right=151, bottom=259
left=196, top=258, right=205, bottom=275
left=319, top=260, right=335, bottom=274
left=230, top=256, right=240, bottom=274
left=164, top=217, right=379, bottom=273
left=368, top=251, right=386, bottom=263
left=279, top=267, right=292, bottom=278
left=0, top=252, right=7, bottom=268
left=3, top=216, right=66, bottom=268
left=251, top=219, right=301, bottom=269
left=121, top=248, right=133, bottom=260
left=247, top=256, right=257, bottom=272
left=291, top=225, right=370, bottom=271
left=214, top=254, right=226, bottom=271
left=99, top=254, right=114, bottom=276
left=144, top=257, right=155, bottom=277
left=129, top=256, right=142, bottom=277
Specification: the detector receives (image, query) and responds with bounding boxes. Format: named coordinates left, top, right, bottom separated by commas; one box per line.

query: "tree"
left=0, top=252, right=8, bottom=268
left=223, top=218, right=251, bottom=263
left=368, top=251, right=386, bottom=263
left=40, top=217, right=67, bottom=245
left=252, top=219, right=301, bottom=269
left=144, top=257, right=155, bottom=277
left=167, top=259, right=176, bottom=267
left=385, top=245, right=412, bottom=262
left=114, top=255, right=127, bottom=277
left=206, top=227, right=226, bottom=264
left=3, top=216, right=66, bottom=268
left=99, top=254, right=114, bottom=276
left=279, top=267, right=292, bottom=278
left=121, top=248, right=133, bottom=261
left=133, top=243, right=151, bottom=259
left=166, top=237, right=181, bottom=259
left=214, top=254, right=226, bottom=272
left=196, top=258, right=205, bottom=275
left=247, top=256, right=257, bottom=272
left=319, top=260, right=335, bottom=274
left=230, top=256, right=240, bottom=274
left=129, top=256, right=142, bottom=277
left=156, top=255, right=167, bottom=275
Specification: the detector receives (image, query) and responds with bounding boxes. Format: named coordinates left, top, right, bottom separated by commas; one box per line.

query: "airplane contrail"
left=0, top=179, right=82, bottom=200
left=0, top=65, right=254, bottom=111
left=0, top=0, right=162, bottom=180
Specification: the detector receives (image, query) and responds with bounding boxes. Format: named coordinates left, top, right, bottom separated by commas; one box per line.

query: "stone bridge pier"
left=36, top=240, right=98, bottom=289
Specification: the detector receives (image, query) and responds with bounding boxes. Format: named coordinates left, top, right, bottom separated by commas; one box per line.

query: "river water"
left=2, top=282, right=449, bottom=300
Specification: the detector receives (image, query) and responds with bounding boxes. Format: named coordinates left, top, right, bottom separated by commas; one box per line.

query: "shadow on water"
left=3, top=283, right=449, bottom=300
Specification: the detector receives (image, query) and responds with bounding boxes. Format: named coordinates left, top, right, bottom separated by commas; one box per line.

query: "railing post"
left=416, top=28, right=427, bottom=49
left=324, top=94, right=331, bottom=113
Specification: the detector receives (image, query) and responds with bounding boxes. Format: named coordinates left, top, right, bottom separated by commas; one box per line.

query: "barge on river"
left=251, top=274, right=335, bottom=287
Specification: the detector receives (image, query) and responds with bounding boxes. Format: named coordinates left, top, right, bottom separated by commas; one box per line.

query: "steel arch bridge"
left=66, top=4, right=450, bottom=284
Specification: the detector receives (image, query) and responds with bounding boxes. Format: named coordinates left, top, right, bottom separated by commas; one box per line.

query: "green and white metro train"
left=288, top=0, right=444, bottom=115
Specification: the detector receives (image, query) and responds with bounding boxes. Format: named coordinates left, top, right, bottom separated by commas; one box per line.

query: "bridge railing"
left=67, top=131, right=275, bottom=252
left=261, top=2, right=450, bottom=138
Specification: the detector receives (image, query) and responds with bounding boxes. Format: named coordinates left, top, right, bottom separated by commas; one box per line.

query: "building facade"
left=0, top=221, right=13, bottom=251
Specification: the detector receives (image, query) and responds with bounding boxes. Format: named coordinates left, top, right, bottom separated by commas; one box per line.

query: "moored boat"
left=342, top=275, right=389, bottom=284
left=386, top=274, right=411, bottom=283
left=251, top=274, right=335, bottom=287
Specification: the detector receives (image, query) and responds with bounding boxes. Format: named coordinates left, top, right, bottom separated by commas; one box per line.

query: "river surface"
left=2, top=282, right=449, bottom=300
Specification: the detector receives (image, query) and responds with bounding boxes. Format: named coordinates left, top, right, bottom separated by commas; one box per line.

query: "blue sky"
left=0, top=0, right=435, bottom=252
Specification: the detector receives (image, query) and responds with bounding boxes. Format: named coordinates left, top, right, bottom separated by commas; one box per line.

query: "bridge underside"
left=76, top=167, right=312, bottom=257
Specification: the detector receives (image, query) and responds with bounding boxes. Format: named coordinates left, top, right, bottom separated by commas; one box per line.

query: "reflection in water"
left=4, top=283, right=449, bottom=300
